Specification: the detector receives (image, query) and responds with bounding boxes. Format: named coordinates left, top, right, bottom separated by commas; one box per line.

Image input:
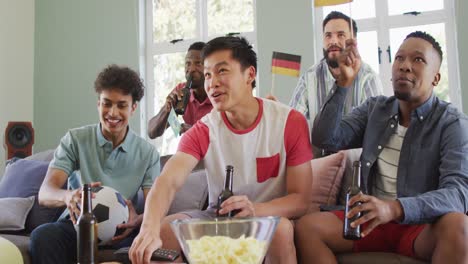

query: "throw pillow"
left=159, top=155, right=208, bottom=214
left=0, top=159, right=66, bottom=233
left=0, top=196, right=35, bottom=231
left=309, top=151, right=347, bottom=213
left=168, top=169, right=208, bottom=215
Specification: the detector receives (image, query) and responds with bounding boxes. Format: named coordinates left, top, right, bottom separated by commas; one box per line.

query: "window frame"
left=140, top=0, right=257, bottom=146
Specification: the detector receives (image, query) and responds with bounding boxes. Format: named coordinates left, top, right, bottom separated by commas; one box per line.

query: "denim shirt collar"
left=96, top=123, right=133, bottom=152
left=412, top=93, right=435, bottom=122
left=385, top=93, right=436, bottom=123
left=388, top=97, right=399, bottom=121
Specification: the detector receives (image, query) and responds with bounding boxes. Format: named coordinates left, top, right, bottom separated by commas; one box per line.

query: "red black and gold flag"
left=315, top=0, right=352, bottom=7
left=271, top=52, right=301, bottom=77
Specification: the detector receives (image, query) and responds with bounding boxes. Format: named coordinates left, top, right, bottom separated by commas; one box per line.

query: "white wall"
left=456, top=0, right=468, bottom=113
left=256, top=0, right=316, bottom=104
left=34, top=0, right=140, bottom=153
left=0, top=0, right=35, bottom=177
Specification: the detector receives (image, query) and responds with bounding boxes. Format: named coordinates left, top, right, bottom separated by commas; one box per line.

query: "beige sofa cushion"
left=309, top=151, right=346, bottom=213
left=160, top=155, right=208, bottom=215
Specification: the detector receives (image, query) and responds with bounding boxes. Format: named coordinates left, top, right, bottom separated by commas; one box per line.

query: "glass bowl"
left=170, top=216, right=280, bottom=264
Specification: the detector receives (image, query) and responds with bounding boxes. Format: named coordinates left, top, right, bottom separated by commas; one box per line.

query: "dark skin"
left=147, top=49, right=207, bottom=139
left=295, top=38, right=467, bottom=264
left=337, top=37, right=441, bottom=236
left=334, top=40, right=405, bottom=235
left=390, top=37, right=441, bottom=126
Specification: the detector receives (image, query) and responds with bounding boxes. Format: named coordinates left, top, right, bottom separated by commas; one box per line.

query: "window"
left=314, top=0, right=461, bottom=109
left=141, top=0, right=256, bottom=154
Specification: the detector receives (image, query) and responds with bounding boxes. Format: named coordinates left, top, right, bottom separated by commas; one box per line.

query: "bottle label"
left=168, top=107, right=181, bottom=137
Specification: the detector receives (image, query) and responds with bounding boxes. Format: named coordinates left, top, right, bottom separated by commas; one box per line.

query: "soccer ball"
left=91, top=186, right=129, bottom=245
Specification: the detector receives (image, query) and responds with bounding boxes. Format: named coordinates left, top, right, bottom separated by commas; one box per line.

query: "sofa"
left=0, top=149, right=426, bottom=264
left=0, top=151, right=208, bottom=263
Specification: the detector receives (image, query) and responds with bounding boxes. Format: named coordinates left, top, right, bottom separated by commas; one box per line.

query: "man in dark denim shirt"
left=296, top=31, right=468, bottom=263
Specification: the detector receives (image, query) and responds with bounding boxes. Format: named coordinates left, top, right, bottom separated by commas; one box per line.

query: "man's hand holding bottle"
left=164, top=90, right=184, bottom=112
left=218, top=195, right=256, bottom=217
left=346, top=193, right=404, bottom=238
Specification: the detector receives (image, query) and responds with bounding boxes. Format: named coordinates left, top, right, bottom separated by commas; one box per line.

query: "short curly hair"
left=405, top=31, right=443, bottom=62
left=94, top=64, right=144, bottom=103
left=188, top=41, right=206, bottom=51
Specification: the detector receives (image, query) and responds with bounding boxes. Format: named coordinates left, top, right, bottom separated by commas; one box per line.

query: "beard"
left=394, top=90, right=411, bottom=101
left=323, top=46, right=343, bottom=69
left=186, top=73, right=204, bottom=89
left=190, top=76, right=204, bottom=89
left=190, top=79, right=204, bottom=89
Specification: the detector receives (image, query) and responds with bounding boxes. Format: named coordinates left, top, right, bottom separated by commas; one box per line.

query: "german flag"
left=315, top=0, right=352, bottom=7
left=271, top=52, right=301, bottom=77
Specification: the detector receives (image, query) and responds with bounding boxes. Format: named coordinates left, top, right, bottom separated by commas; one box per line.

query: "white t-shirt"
left=178, top=98, right=313, bottom=205
left=373, top=124, right=407, bottom=200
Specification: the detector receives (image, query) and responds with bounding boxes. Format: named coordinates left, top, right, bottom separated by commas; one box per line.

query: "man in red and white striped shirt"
left=130, top=36, right=314, bottom=264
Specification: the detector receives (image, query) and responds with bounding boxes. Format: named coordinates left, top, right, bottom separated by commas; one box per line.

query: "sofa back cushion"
left=309, top=151, right=347, bottom=213
left=133, top=155, right=208, bottom=215
left=162, top=155, right=208, bottom=214
left=168, top=169, right=208, bottom=215
left=0, top=158, right=66, bottom=232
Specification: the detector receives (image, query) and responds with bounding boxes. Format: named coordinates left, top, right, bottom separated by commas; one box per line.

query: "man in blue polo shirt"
left=30, top=65, right=160, bottom=264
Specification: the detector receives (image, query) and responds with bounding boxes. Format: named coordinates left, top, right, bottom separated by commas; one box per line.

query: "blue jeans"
left=30, top=219, right=138, bottom=264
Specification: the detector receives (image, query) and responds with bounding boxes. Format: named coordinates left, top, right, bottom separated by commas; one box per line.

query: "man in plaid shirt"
left=290, top=11, right=382, bottom=157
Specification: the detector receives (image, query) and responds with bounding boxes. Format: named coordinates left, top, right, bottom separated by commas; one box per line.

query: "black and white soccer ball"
left=91, top=186, right=129, bottom=245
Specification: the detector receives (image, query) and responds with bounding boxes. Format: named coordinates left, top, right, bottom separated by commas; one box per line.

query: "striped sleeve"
left=289, top=73, right=310, bottom=120
left=359, top=65, right=384, bottom=103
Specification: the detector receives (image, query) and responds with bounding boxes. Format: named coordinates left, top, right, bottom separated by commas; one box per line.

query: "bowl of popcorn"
left=170, top=216, right=280, bottom=264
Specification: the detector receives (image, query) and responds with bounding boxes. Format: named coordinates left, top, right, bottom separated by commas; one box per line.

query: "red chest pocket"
left=256, top=153, right=280, bottom=183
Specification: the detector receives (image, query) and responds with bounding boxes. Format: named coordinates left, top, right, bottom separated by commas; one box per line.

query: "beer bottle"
left=343, top=161, right=362, bottom=240
left=174, top=76, right=192, bottom=115
left=216, top=165, right=239, bottom=217
left=77, top=184, right=97, bottom=264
